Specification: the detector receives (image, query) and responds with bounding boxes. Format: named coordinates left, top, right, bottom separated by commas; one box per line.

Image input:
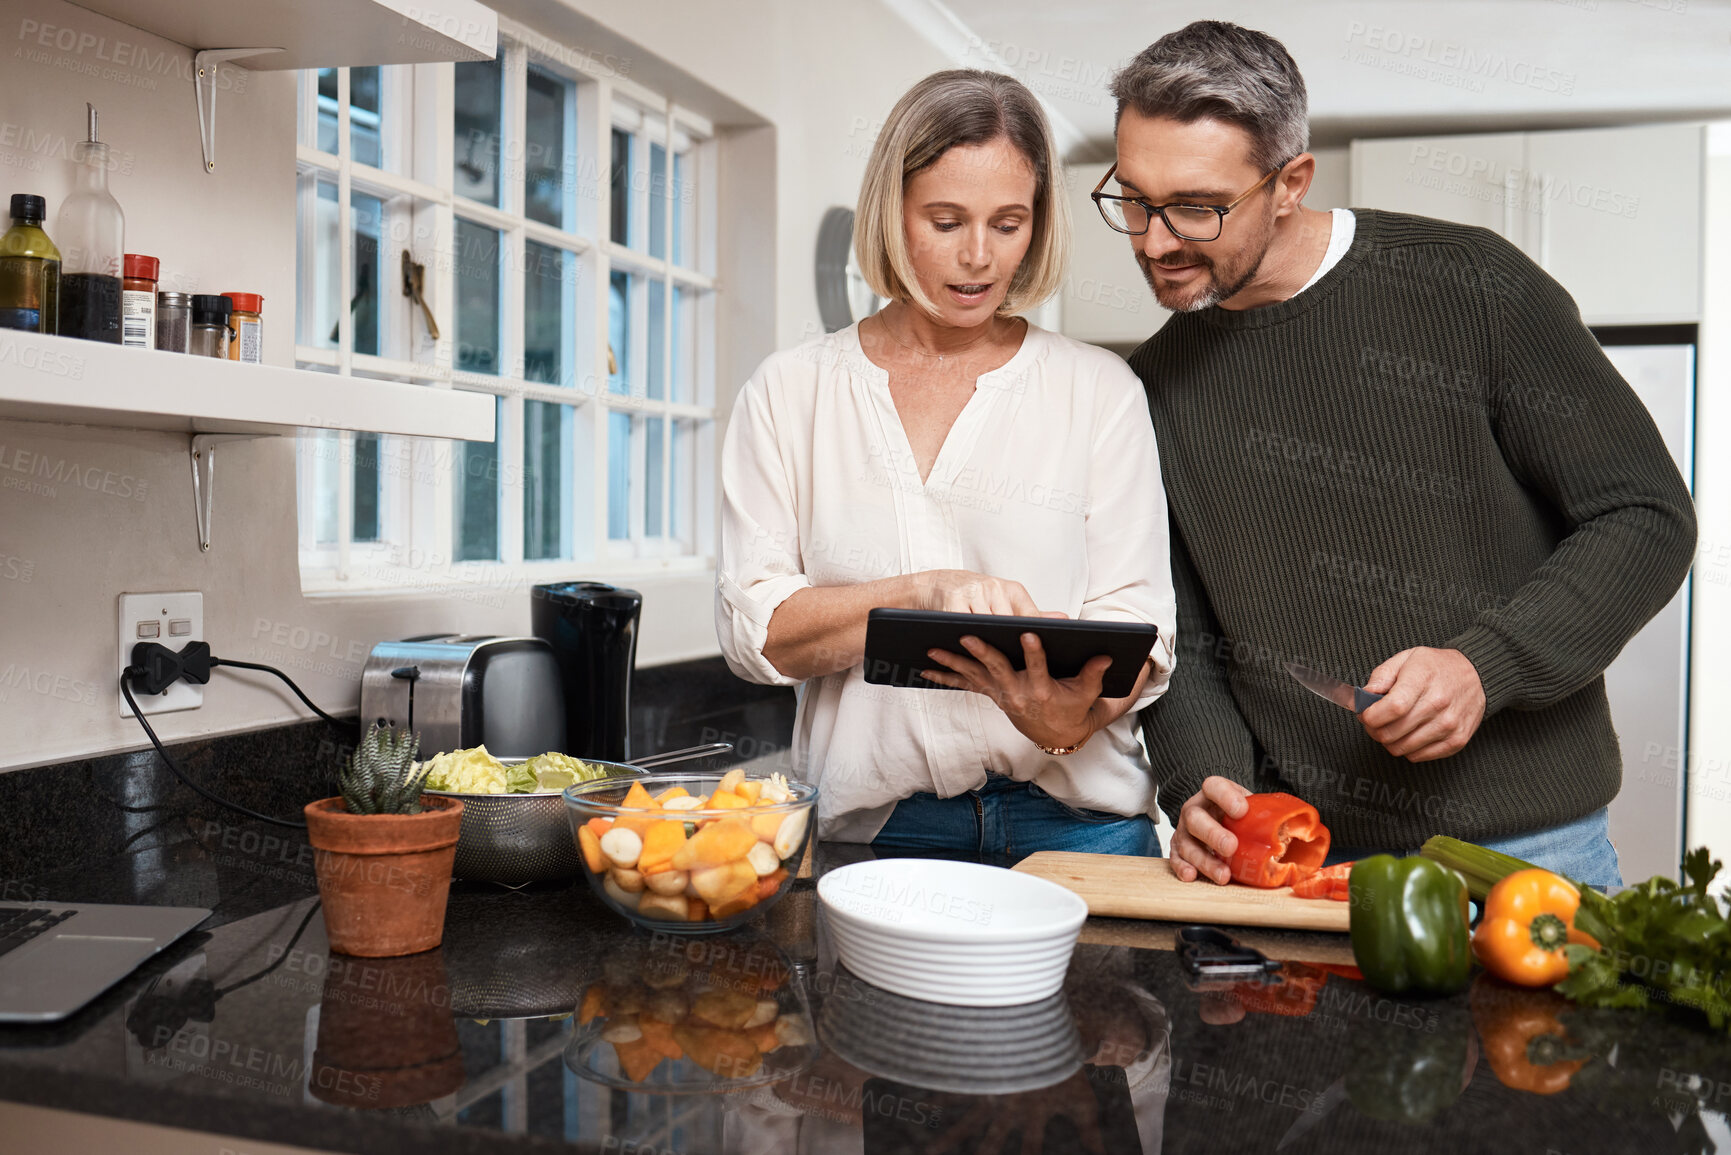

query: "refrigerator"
left=1597, top=337, right=1696, bottom=883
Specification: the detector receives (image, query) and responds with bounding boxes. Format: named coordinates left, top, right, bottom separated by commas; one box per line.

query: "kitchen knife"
left=1284, top=661, right=1383, bottom=714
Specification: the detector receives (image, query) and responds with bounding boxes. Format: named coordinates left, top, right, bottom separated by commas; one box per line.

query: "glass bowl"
left=563, top=771, right=817, bottom=934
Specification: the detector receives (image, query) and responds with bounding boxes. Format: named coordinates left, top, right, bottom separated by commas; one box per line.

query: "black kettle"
left=530, top=582, right=641, bottom=762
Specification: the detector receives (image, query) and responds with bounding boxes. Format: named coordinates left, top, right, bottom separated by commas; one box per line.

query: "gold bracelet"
left=1035, top=737, right=1087, bottom=756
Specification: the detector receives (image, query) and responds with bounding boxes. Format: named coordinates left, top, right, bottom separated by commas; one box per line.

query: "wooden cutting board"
left=1012, top=852, right=1351, bottom=933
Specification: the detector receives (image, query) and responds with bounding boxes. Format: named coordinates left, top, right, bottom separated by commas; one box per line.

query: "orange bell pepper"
left=1221, top=792, right=1331, bottom=888
left=1469, top=976, right=1589, bottom=1094
left=1472, top=869, right=1600, bottom=986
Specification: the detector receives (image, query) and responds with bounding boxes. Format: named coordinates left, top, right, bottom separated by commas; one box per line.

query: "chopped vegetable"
left=644, top=869, right=689, bottom=897
left=1349, top=854, right=1472, bottom=996
left=1473, top=869, right=1599, bottom=986
left=1220, top=792, right=1330, bottom=888
left=420, top=745, right=611, bottom=793
left=1291, top=861, right=1353, bottom=901
left=1419, top=836, right=1541, bottom=902
left=638, top=820, right=688, bottom=874
left=600, top=827, right=643, bottom=870
left=1555, top=847, right=1731, bottom=1033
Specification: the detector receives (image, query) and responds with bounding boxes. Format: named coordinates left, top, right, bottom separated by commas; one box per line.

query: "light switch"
left=136, top=621, right=160, bottom=639
left=168, top=619, right=192, bottom=637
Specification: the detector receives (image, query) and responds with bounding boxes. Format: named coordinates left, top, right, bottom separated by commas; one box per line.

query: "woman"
left=716, top=70, right=1176, bottom=858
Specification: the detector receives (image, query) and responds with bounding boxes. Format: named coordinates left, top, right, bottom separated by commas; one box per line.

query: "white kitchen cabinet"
left=1350, top=124, right=1704, bottom=325
left=1351, top=133, right=1528, bottom=242
left=1523, top=124, right=1703, bottom=325
left=1059, top=163, right=1166, bottom=347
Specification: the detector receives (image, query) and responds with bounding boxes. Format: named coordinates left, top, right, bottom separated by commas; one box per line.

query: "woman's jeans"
left=1323, top=807, right=1623, bottom=889
left=872, top=774, right=1159, bottom=861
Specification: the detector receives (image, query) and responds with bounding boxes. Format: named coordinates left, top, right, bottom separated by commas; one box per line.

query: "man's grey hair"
left=1110, top=21, right=1308, bottom=173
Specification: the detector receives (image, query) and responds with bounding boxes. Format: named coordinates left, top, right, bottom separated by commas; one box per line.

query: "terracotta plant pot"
left=304, top=795, right=464, bottom=957
left=310, top=948, right=464, bottom=1109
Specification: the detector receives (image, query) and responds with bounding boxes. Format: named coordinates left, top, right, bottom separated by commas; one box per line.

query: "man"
left=1106, top=21, right=1696, bottom=887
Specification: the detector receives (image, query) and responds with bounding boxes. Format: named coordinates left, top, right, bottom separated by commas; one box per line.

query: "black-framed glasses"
left=1091, top=162, right=1284, bottom=241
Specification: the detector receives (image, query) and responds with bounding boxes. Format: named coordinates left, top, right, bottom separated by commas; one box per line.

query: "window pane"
left=610, top=128, right=631, bottom=245
left=353, top=433, right=381, bottom=542
left=649, top=142, right=667, bottom=259
left=454, top=59, right=502, bottom=206
left=647, top=280, right=666, bottom=400
left=351, top=191, right=384, bottom=356
left=311, top=430, right=339, bottom=543
left=672, top=418, right=695, bottom=544
left=524, top=241, right=573, bottom=387
left=300, top=179, right=340, bottom=348
left=673, top=150, right=687, bottom=267
left=671, top=285, right=696, bottom=403
left=645, top=417, right=664, bottom=537
left=523, top=401, right=572, bottom=560
left=525, top=68, right=569, bottom=229
left=455, top=398, right=502, bottom=561
left=456, top=220, right=500, bottom=374
left=608, top=411, right=631, bottom=540
left=314, top=69, right=337, bottom=153
left=608, top=270, right=630, bottom=395
left=350, top=66, right=382, bottom=167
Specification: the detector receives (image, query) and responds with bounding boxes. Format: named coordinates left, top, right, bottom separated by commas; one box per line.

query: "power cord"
left=121, top=640, right=358, bottom=830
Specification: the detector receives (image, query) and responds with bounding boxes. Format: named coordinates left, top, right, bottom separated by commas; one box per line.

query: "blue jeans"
left=1323, top=807, right=1623, bottom=889
left=872, top=774, right=1160, bottom=862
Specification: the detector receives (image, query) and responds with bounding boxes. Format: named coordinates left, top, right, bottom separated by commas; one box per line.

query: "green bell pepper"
left=1349, top=854, right=1472, bottom=997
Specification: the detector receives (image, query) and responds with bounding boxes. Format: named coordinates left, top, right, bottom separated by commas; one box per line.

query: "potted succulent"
left=304, top=724, right=463, bottom=957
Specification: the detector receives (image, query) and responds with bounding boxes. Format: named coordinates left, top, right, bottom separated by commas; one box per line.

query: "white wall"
left=1688, top=125, right=1731, bottom=892
left=0, top=0, right=954, bottom=771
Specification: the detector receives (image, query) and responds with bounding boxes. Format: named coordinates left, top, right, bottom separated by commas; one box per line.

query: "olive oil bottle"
left=56, top=104, right=125, bottom=344
left=0, top=194, right=60, bottom=334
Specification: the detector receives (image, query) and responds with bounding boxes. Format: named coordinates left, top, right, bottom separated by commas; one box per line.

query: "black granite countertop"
left=0, top=674, right=1727, bottom=1155
left=1, top=822, right=1728, bottom=1155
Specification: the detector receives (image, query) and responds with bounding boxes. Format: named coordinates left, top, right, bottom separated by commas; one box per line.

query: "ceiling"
left=931, top=0, right=1731, bottom=157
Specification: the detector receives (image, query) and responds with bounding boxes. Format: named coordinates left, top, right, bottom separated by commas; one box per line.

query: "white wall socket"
left=119, top=592, right=205, bottom=717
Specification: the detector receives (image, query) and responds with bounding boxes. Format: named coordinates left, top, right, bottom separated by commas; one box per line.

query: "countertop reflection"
left=0, top=827, right=1726, bottom=1155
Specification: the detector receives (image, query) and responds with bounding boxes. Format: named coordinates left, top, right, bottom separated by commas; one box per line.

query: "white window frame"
left=292, top=19, right=719, bottom=596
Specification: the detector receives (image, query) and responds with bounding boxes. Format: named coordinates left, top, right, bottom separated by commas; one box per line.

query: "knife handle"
left=1352, top=687, right=1384, bottom=714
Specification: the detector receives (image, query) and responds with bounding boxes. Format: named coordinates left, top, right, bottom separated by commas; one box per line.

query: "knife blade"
left=1284, top=661, right=1384, bottom=714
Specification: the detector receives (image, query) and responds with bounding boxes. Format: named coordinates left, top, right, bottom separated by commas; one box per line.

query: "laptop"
left=0, top=901, right=210, bottom=1023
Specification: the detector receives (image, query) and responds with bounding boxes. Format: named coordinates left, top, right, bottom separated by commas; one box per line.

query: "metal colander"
left=422, top=745, right=729, bottom=886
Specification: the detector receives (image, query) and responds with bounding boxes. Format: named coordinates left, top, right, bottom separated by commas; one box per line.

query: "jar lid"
left=221, top=292, right=263, bottom=314
left=124, top=254, right=160, bottom=281
left=8, top=194, right=45, bottom=223
left=190, top=294, right=232, bottom=324
left=157, top=291, right=193, bottom=306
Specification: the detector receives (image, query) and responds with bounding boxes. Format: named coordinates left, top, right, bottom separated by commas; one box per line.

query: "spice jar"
left=221, top=291, right=263, bottom=364
left=156, top=291, right=191, bottom=353
left=121, top=254, right=158, bottom=349
left=188, top=294, right=231, bottom=359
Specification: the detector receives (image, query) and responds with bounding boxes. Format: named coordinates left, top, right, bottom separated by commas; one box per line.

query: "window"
left=293, top=33, right=717, bottom=592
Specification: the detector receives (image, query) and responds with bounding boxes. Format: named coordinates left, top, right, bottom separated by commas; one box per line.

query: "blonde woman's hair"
left=854, top=70, right=1070, bottom=317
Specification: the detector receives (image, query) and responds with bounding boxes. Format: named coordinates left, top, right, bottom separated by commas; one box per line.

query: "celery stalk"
left=1418, top=836, right=1540, bottom=901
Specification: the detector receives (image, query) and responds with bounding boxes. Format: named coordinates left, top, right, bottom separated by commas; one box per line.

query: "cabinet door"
left=1060, top=163, right=1166, bottom=347
left=1350, top=134, right=1528, bottom=242
left=1523, top=124, right=1703, bottom=325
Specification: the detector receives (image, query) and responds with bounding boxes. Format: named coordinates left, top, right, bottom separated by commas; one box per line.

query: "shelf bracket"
left=189, top=433, right=264, bottom=552
left=194, top=48, right=282, bottom=174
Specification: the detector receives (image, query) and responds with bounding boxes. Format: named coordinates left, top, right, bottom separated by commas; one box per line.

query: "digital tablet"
left=862, top=608, right=1159, bottom=699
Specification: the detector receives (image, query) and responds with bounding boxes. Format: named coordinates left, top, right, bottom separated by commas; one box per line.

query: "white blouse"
left=715, top=321, right=1178, bottom=843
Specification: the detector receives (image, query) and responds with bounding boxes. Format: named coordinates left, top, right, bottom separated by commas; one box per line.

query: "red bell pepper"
left=1221, top=792, right=1331, bottom=888
left=1291, top=861, right=1354, bottom=901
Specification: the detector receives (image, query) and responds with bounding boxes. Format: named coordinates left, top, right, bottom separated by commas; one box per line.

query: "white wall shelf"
left=0, top=330, right=496, bottom=441
left=63, top=0, right=497, bottom=70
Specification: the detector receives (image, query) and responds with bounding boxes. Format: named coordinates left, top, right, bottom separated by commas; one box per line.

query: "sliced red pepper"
left=1230, top=961, right=1328, bottom=1017
left=1291, top=861, right=1354, bottom=901
left=1220, top=792, right=1332, bottom=889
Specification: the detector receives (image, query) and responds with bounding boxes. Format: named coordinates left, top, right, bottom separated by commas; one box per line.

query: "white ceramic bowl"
left=816, top=859, right=1086, bottom=1007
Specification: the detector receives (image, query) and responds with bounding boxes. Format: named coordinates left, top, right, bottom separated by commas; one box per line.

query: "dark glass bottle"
left=0, top=194, right=61, bottom=334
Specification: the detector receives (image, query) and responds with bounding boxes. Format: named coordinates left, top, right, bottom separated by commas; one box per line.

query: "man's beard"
left=1137, top=237, right=1269, bottom=313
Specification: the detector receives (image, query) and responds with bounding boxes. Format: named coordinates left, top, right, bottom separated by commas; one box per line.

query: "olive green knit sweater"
left=1131, top=209, right=1696, bottom=849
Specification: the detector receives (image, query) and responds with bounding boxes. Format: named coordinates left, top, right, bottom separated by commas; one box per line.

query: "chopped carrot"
left=584, top=816, right=613, bottom=837
left=620, top=781, right=658, bottom=810
left=578, top=983, right=607, bottom=1024
left=686, top=899, right=710, bottom=922
left=754, top=868, right=788, bottom=902
left=578, top=826, right=606, bottom=873
left=638, top=819, right=688, bottom=874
